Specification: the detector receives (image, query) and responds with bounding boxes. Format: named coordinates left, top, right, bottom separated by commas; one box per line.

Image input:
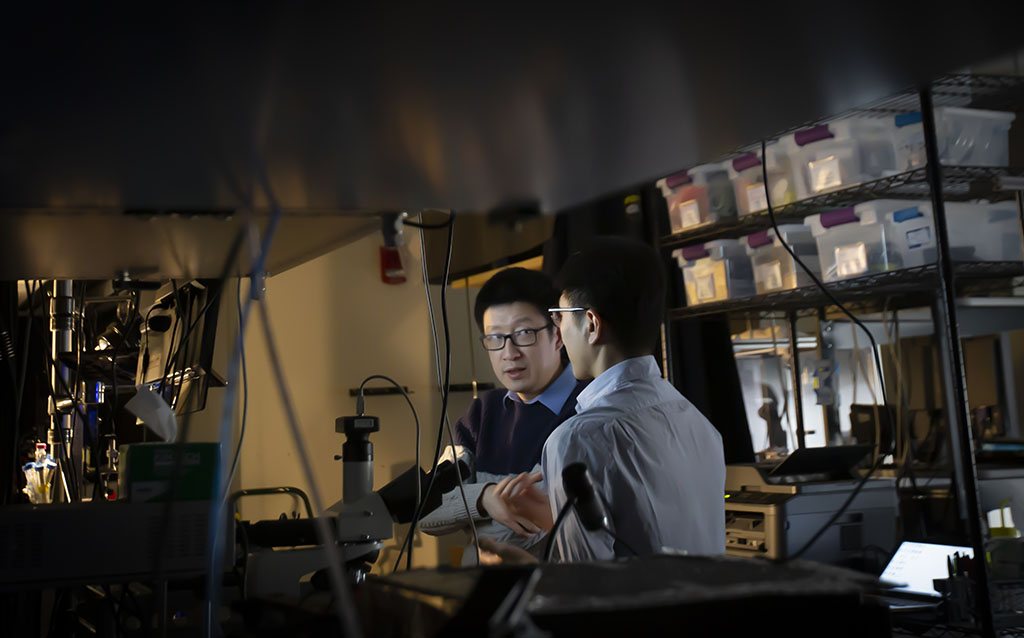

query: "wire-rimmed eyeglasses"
left=479, top=324, right=554, bottom=351
left=547, top=306, right=588, bottom=314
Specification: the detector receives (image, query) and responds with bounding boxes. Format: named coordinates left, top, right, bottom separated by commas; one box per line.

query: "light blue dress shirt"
left=541, top=355, right=726, bottom=561
left=504, top=362, right=578, bottom=413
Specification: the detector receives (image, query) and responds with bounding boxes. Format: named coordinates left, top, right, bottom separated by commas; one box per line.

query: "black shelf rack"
left=668, top=262, right=1024, bottom=319
left=659, top=166, right=1024, bottom=249
left=649, top=73, right=1024, bottom=638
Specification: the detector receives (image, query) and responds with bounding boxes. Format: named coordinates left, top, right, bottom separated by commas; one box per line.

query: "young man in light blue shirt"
left=482, top=237, right=725, bottom=563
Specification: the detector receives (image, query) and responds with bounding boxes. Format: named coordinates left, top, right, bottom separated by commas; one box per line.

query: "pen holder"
left=934, top=577, right=975, bottom=625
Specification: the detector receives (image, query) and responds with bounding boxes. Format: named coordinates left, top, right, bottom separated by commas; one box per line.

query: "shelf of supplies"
left=659, top=166, right=1024, bottom=249
left=668, top=262, right=1024, bottom=320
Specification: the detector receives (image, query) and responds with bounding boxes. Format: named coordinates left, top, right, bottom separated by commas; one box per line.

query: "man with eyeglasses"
left=420, top=267, right=588, bottom=563
left=478, top=237, right=725, bottom=564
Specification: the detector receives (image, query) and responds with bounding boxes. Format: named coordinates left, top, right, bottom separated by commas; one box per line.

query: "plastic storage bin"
left=942, top=202, right=1024, bottom=262
left=805, top=200, right=936, bottom=281
left=783, top=118, right=897, bottom=199
left=727, top=144, right=798, bottom=216
left=657, top=162, right=737, bottom=233
left=673, top=240, right=754, bottom=305
left=893, top=107, right=1016, bottom=170
left=744, top=225, right=821, bottom=294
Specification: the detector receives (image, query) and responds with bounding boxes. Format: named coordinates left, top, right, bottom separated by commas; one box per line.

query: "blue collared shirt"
left=505, top=363, right=578, bottom=414
left=542, top=355, right=726, bottom=561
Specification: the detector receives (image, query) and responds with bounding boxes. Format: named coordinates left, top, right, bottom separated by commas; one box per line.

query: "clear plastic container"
left=657, top=162, right=737, bottom=233
left=893, top=107, right=1016, bottom=170
left=782, top=118, right=897, bottom=199
left=727, top=143, right=797, bottom=216
left=805, top=200, right=936, bottom=281
left=673, top=239, right=754, bottom=305
left=744, top=224, right=820, bottom=294
left=942, top=202, right=1024, bottom=262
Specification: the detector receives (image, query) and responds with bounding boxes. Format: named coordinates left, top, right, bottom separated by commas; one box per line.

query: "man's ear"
left=551, top=323, right=564, bottom=351
left=585, top=309, right=602, bottom=345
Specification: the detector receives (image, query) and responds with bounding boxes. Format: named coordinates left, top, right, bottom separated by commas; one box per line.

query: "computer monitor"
left=880, top=541, right=974, bottom=597
left=136, top=279, right=223, bottom=415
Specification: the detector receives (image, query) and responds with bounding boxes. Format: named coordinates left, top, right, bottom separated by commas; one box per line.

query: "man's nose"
left=502, top=341, right=522, bottom=358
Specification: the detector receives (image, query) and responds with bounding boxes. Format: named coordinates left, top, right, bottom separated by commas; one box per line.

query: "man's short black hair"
left=474, top=267, right=560, bottom=331
left=557, top=237, right=665, bottom=355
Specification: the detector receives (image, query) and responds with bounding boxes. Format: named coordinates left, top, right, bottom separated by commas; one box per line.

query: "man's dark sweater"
left=454, top=373, right=587, bottom=475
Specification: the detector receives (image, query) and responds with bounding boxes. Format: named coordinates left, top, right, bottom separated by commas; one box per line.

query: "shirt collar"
left=505, top=363, right=577, bottom=413
left=575, top=355, right=661, bottom=412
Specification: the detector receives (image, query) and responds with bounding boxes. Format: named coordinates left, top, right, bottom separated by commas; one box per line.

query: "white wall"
left=236, top=230, right=495, bottom=571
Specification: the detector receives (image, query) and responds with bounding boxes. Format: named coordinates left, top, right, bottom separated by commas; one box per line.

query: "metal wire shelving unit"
left=650, top=73, right=1024, bottom=638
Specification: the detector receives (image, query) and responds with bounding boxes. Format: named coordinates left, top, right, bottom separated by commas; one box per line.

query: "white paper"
left=695, top=273, right=717, bottom=301
left=679, top=200, right=701, bottom=228
left=746, top=183, right=769, bottom=213
left=835, top=243, right=868, bottom=278
left=126, top=386, right=178, bottom=442
left=809, top=155, right=842, bottom=192
left=906, top=226, right=932, bottom=250
left=757, top=260, right=785, bottom=292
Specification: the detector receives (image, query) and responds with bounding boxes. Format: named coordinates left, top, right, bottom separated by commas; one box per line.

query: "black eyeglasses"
left=480, top=325, right=553, bottom=351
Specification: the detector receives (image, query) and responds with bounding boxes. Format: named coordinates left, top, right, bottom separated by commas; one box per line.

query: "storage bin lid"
left=805, top=207, right=859, bottom=235
left=935, top=106, right=1016, bottom=124
left=746, top=224, right=811, bottom=252
left=686, top=162, right=730, bottom=184
left=894, top=112, right=922, bottom=128
left=855, top=199, right=932, bottom=226
left=657, top=171, right=691, bottom=196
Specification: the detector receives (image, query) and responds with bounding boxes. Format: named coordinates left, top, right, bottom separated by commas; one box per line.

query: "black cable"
left=757, top=140, right=896, bottom=561
left=224, top=277, right=248, bottom=493
left=393, top=210, right=455, bottom=572
left=356, top=374, right=421, bottom=561
left=100, top=291, right=140, bottom=501
left=544, top=499, right=576, bottom=562
left=418, top=218, right=481, bottom=565
left=607, top=527, right=640, bottom=557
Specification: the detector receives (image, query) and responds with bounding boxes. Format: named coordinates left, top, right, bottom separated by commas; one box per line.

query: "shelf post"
left=920, top=86, right=995, bottom=638
left=787, top=311, right=807, bottom=449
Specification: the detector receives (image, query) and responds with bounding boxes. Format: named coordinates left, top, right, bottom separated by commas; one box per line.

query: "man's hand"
left=478, top=538, right=540, bottom=565
left=480, top=476, right=543, bottom=537
left=482, top=471, right=553, bottom=536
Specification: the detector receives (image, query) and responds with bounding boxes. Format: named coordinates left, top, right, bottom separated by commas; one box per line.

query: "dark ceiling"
left=1, top=3, right=1022, bottom=278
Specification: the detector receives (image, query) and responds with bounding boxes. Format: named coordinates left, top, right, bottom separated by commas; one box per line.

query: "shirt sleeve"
left=541, top=422, right=616, bottom=562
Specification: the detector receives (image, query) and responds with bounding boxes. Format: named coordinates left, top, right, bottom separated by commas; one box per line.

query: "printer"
left=725, top=446, right=898, bottom=564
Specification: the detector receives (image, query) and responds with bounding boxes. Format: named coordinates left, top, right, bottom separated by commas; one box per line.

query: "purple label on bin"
left=665, top=171, right=692, bottom=189
left=794, top=124, right=834, bottom=147
left=820, top=207, right=859, bottom=228
left=681, top=244, right=709, bottom=260
left=746, top=231, right=772, bottom=249
left=732, top=153, right=762, bottom=172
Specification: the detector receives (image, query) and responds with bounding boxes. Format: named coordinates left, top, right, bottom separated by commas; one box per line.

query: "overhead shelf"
left=668, top=261, right=1024, bottom=320
left=659, top=166, right=1024, bottom=249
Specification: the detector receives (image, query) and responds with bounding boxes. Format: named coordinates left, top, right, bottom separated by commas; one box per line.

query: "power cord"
left=355, top=374, right=421, bottom=545
left=393, top=210, right=456, bottom=571
left=759, top=139, right=897, bottom=561
left=417, top=216, right=481, bottom=566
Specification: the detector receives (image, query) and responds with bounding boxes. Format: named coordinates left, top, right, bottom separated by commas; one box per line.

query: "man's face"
left=554, top=293, right=592, bottom=380
left=482, top=302, right=563, bottom=402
